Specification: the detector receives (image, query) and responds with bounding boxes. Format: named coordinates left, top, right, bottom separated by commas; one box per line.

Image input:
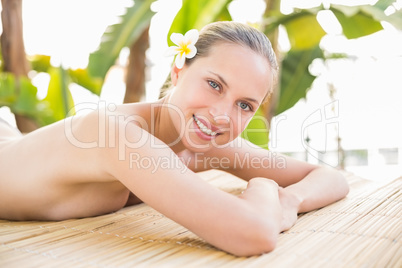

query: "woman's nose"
left=209, top=105, right=231, bottom=125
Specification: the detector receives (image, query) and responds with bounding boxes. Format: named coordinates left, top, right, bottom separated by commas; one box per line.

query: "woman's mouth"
left=193, top=115, right=219, bottom=136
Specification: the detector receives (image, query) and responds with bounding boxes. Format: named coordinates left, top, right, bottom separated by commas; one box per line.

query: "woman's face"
left=168, top=43, right=272, bottom=152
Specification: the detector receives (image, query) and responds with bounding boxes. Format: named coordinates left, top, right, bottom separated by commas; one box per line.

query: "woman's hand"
left=239, top=177, right=282, bottom=229
left=278, top=187, right=302, bottom=232
left=240, top=178, right=280, bottom=209
left=240, top=178, right=301, bottom=233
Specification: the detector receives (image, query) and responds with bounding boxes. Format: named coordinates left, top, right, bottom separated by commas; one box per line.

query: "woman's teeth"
left=194, top=116, right=217, bottom=136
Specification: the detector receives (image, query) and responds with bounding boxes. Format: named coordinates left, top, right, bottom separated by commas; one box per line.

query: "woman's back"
left=0, top=108, right=137, bottom=220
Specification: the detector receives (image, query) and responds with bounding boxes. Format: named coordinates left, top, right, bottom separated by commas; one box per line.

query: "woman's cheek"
left=239, top=117, right=252, bottom=133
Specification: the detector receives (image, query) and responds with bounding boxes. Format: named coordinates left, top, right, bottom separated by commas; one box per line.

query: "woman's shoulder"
left=104, top=102, right=155, bottom=132
left=101, top=102, right=155, bottom=121
left=69, top=101, right=153, bottom=126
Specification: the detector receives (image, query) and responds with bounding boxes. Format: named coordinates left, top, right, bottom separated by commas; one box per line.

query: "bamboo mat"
left=0, top=170, right=401, bottom=268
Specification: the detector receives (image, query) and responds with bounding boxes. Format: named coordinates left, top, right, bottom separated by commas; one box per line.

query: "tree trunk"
left=262, top=0, right=281, bottom=123
left=124, top=26, right=149, bottom=103
left=1, top=0, right=38, bottom=132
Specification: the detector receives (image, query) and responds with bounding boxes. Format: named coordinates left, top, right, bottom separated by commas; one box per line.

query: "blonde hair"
left=188, top=21, right=278, bottom=77
left=162, top=21, right=278, bottom=99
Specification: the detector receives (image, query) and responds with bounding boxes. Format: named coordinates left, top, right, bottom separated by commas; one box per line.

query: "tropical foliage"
left=1, top=0, right=401, bottom=143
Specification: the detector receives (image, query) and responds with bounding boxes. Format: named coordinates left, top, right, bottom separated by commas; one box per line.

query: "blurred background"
left=1, top=0, right=401, bottom=182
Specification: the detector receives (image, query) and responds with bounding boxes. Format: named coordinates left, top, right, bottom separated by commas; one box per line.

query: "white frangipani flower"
left=165, top=29, right=199, bottom=69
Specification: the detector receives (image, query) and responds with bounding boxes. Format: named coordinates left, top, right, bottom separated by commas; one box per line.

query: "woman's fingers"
left=247, top=177, right=279, bottom=189
left=278, top=188, right=301, bottom=231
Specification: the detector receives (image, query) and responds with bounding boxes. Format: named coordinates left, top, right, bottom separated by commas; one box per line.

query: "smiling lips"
left=193, top=115, right=220, bottom=137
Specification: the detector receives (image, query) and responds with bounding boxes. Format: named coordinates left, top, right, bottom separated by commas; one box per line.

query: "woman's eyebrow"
left=208, top=71, right=228, bottom=87
left=244, top=97, right=260, bottom=106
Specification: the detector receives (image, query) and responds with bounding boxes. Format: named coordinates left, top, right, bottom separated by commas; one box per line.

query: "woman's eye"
left=238, top=102, right=252, bottom=111
left=208, top=81, right=220, bottom=91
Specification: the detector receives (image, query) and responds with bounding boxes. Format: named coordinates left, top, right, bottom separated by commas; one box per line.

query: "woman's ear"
left=170, top=65, right=181, bottom=86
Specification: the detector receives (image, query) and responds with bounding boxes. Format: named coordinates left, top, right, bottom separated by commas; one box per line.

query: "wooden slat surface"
left=0, top=170, right=401, bottom=267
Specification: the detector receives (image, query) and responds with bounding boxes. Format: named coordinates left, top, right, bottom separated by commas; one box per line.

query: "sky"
left=1, top=0, right=401, bottom=181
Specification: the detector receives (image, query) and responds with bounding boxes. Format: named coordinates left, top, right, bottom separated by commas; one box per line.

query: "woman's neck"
left=152, top=96, right=186, bottom=154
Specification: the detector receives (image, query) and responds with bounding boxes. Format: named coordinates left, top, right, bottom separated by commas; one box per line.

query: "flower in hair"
left=165, top=29, right=199, bottom=69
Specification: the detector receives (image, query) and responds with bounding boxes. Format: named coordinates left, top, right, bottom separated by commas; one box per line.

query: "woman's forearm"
left=283, top=166, right=349, bottom=213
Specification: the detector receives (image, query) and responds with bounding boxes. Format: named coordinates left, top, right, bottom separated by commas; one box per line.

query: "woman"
left=0, top=22, right=349, bottom=256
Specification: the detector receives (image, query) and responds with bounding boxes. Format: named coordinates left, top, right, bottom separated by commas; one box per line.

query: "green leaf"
left=68, top=68, right=103, bottom=96
left=167, top=0, right=232, bottom=46
left=0, top=73, right=40, bottom=116
left=0, top=47, right=3, bottom=70
left=362, top=0, right=402, bottom=30
left=331, top=5, right=383, bottom=39
left=216, top=3, right=232, bottom=21
left=12, top=77, right=40, bottom=114
left=0, top=72, right=55, bottom=126
left=13, top=84, right=53, bottom=126
left=29, top=54, right=52, bottom=73
left=0, top=72, right=17, bottom=106
left=88, top=0, right=155, bottom=78
left=263, top=11, right=289, bottom=35
left=44, top=67, right=75, bottom=121
left=276, top=46, right=323, bottom=115
left=241, top=107, right=270, bottom=150
left=283, top=12, right=326, bottom=50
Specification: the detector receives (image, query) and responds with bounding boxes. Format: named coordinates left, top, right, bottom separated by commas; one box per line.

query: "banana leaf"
left=331, top=5, right=383, bottom=39
left=167, top=0, right=232, bottom=46
left=241, top=107, right=270, bottom=149
left=283, top=11, right=326, bottom=50
left=0, top=72, right=55, bottom=126
left=362, top=0, right=402, bottom=30
left=276, top=46, right=324, bottom=115
left=43, top=67, right=75, bottom=122
left=68, top=68, right=103, bottom=96
left=0, top=73, right=17, bottom=106
left=88, top=0, right=155, bottom=79
left=29, top=54, right=51, bottom=73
